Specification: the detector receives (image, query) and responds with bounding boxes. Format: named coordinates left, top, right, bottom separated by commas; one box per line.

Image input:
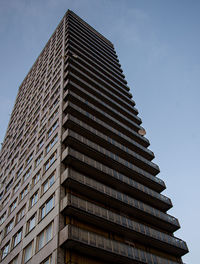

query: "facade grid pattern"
left=0, top=10, right=188, bottom=264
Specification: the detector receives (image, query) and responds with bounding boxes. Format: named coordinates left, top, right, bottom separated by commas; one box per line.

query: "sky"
left=0, top=0, right=199, bottom=262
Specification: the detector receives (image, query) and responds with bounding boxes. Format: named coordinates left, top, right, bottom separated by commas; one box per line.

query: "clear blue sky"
left=0, top=1, right=199, bottom=262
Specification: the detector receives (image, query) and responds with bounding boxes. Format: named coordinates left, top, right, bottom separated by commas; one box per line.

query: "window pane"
left=49, top=175, right=54, bottom=186
left=43, top=182, right=48, bottom=193
left=24, top=243, right=32, bottom=263
left=46, top=224, right=52, bottom=243
left=38, top=232, right=45, bottom=250
left=46, top=197, right=53, bottom=214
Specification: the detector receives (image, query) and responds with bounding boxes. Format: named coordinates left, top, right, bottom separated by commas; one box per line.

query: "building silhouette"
left=0, top=10, right=188, bottom=264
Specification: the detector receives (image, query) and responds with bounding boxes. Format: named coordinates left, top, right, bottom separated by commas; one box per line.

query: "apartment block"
left=0, top=10, right=188, bottom=264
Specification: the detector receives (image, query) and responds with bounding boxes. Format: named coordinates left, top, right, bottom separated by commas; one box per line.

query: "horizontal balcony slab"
left=60, top=194, right=188, bottom=257
left=59, top=225, right=181, bottom=264
left=60, top=167, right=180, bottom=232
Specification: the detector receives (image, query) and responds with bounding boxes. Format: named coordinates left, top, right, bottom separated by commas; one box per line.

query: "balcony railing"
left=60, top=225, right=182, bottom=264
left=63, top=101, right=153, bottom=160
left=65, top=61, right=134, bottom=108
left=63, top=130, right=164, bottom=191
left=67, top=41, right=127, bottom=89
left=65, top=113, right=159, bottom=175
left=60, top=144, right=169, bottom=209
left=61, top=194, right=188, bottom=255
left=65, top=71, right=139, bottom=121
left=61, top=166, right=179, bottom=231
left=65, top=83, right=141, bottom=132
left=63, top=99, right=149, bottom=148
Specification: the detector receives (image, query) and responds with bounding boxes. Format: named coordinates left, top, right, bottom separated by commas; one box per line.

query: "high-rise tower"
left=0, top=10, right=188, bottom=264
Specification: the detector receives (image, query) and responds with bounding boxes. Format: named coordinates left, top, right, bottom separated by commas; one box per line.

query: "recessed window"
left=2, top=242, right=9, bottom=259
left=26, top=152, right=33, bottom=166
left=38, top=138, right=45, bottom=150
left=33, top=171, right=40, bottom=185
left=16, top=206, right=26, bottom=223
left=13, top=229, right=22, bottom=248
left=37, top=222, right=53, bottom=251
left=16, top=166, right=23, bottom=178
left=44, top=152, right=57, bottom=172
left=10, top=255, right=18, bottom=264
left=46, top=134, right=58, bottom=154
left=24, top=167, right=32, bottom=182
left=47, top=120, right=58, bottom=138
left=6, top=219, right=14, bottom=235
left=30, top=191, right=38, bottom=208
left=0, top=212, right=6, bottom=225
left=27, top=214, right=36, bottom=233
left=20, top=185, right=29, bottom=201
left=24, top=241, right=33, bottom=263
left=41, top=196, right=54, bottom=219
left=35, top=152, right=43, bottom=167
left=41, top=255, right=52, bottom=264
left=13, top=180, right=21, bottom=194
left=43, top=172, right=55, bottom=194
left=10, top=198, right=17, bottom=213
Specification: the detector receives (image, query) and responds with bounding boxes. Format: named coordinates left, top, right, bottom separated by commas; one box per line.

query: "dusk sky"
left=0, top=1, right=199, bottom=262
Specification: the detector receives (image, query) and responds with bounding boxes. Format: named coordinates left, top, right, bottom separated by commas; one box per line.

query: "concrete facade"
left=0, top=10, right=188, bottom=264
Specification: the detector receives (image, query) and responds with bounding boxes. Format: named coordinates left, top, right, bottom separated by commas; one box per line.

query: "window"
left=0, top=191, right=3, bottom=201
left=2, top=194, right=10, bottom=207
left=13, top=180, right=21, bottom=194
left=10, top=198, right=17, bottom=213
left=37, top=222, right=53, bottom=251
left=20, top=184, right=28, bottom=200
left=49, top=97, right=59, bottom=112
left=16, top=166, right=23, bottom=178
left=6, top=219, right=14, bottom=235
left=49, top=108, right=59, bottom=124
left=10, top=255, right=18, bottom=264
left=35, top=152, right=43, bottom=167
left=26, top=152, right=33, bottom=165
left=41, top=255, right=52, bottom=264
left=41, top=196, right=54, bottom=219
left=33, top=171, right=40, bottom=185
left=46, top=134, right=58, bottom=154
left=47, top=120, right=58, bottom=138
left=24, top=167, right=32, bottom=182
left=0, top=212, right=6, bottom=225
left=43, top=172, right=55, bottom=194
left=17, top=206, right=26, bottom=223
left=44, top=152, right=57, bottom=172
left=13, top=229, right=22, bottom=248
left=30, top=191, right=38, bottom=207
left=2, top=242, right=9, bottom=259
left=6, top=178, right=13, bottom=192
left=27, top=214, right=36, bottom=233
left=24, top=241, right=33, bottom=263
left=38, top=138, right=44, bottom=150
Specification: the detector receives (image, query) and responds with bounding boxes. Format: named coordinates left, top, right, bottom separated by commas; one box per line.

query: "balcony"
left=64, top=69, right=138, bottom=116
left=66, top=40, right=129, bottom=92
left=65, top=38, right=126, bottom=89
left=65, top=60, right=133, bottom=110
left=67, top=42, right=127, bottom=88
left=63, top=98, right=149, bottom=148
left=62, top=130, right=164, bottom=193
left=65, top=71, right=138, bottom=119
left=61, top=135, right=169, bottom=210
left=62, top=105, right=153, bottom=161
left=64, top=82, right=141, bottom=131
left=63, top=111, right=159, bottom=176
left=59, top=225, right=182, bottom=264
left=60, top=167, right=180, bottom=232
left=68, top=15, right=118, bottom=59
left=60, top=194, right=188, bottom=256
